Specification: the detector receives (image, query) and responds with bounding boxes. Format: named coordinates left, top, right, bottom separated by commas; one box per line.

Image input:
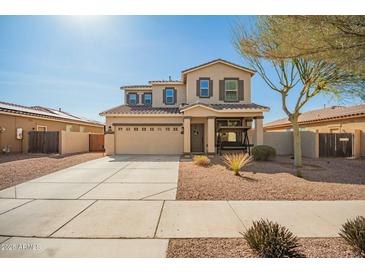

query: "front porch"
left=182, top=111, right=265, bottom=155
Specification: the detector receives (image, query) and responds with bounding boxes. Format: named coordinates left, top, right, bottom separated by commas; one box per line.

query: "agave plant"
left=223, top=152, right=253, bottom=176
left=339, top=216, right=365, bottom=257
left=242, top=219, right=302, bottom=258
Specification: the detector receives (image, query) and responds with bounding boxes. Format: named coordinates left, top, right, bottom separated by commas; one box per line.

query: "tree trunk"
left=291, top=116, right=302, bottom=168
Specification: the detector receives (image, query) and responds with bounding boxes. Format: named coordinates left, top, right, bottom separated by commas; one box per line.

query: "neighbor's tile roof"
left=0, top=101, right=104, bottom=126
left=100, top=105, right=181, bottom=115
left=265, top=104, right=365, bottom=129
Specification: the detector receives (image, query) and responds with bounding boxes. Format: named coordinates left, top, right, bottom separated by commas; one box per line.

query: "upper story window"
left=143, top=93, right=152, bottom=105
left=127, top=93, right=138, bottom=105
left=164, top=88, right=175, bottom=105
left=199, top=79, right=210, bottom=97
left=224, top=79, right=238, bottom=101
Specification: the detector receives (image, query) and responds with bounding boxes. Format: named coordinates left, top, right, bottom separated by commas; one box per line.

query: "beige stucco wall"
left=263, top=131, right=319, bottom=158
left=0, top=112, right=103, bottom=153
left=59, top=131, right=90, bottom=155
left=152, top=84, right=186, bottom=108
left=266, top=117, right=365, bottom=157
left=301, top=131, right=319, bottom=158
left=263, top=132, right=293, bottom=155
left=104, top=133, right=115, bottom=156
left=185, top=62, right=252, bottom=104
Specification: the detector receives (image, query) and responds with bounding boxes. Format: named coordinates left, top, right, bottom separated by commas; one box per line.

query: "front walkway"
left=0, top=155, right=364, bottom=257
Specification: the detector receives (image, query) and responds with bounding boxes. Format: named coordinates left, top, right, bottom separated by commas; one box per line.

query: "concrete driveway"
left=0, top=155, right=179, bottom=257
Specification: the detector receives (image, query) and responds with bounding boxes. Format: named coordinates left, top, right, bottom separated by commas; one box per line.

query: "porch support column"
left=255, top=116, right=264, bottom=146
left=207, top=116, right=216, bottom=154
left=183, top=117, right=191, bottom=154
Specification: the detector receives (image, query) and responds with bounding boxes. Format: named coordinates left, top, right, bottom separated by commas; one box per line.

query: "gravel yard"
left=167, top=238, right=357, bottom=258
left=0, top=152, right=104, bottom=190
left=177, top=156, right=365, bottom=200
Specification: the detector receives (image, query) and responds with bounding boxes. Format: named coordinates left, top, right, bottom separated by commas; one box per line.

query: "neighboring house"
left=0, top=101, right=104, bottom=153
left=100, top=59, right=269, bottom=155
left=264, top=104, right=365, bottom=158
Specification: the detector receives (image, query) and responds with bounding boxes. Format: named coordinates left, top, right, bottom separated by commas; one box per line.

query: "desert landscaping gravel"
left=177, top=156, right=365, bottom=200
left=0, top=152, right=104, bottom=190
left=167, top=238, right=357, bottom=258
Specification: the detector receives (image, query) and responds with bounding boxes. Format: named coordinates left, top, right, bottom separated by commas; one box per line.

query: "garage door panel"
left=115, top=126, right=183, bottom=155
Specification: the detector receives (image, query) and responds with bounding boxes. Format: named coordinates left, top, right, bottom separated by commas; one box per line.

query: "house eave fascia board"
left=120, top=87, right=153, bottom=91
left=0, top=110, right=104, bottom=127
left=149, top=81, right=185, bottom=86
left=180, top=104, right=269, bottom=113
left=101, top=113, right=183, bottom=117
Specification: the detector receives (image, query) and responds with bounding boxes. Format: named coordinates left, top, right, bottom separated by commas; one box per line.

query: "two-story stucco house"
left=100, top=59, right=269, bottom=155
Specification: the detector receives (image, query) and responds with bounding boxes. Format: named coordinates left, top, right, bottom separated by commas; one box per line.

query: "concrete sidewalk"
left=0, top=156, right=364, bottom=257
left=0, top=200, right=364, bottom=257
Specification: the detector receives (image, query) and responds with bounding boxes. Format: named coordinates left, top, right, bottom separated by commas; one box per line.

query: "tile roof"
left=100, top=105, right=181, bottom=115
left=180, top=102, right=269, bottom=111
left=181, top=58, right=256, bottom=75
left=101, top=102, right=269, bottom=115
left=0, top=101, right=104, bottom=126
left=265, top=104, right=365, bottom=129
left=149, top=80, right=184, bottom=85
left=120, top=85, right=152, bottom=90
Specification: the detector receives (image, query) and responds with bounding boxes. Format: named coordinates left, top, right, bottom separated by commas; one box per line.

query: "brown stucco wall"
left=0, top=113, right=103, bottom=153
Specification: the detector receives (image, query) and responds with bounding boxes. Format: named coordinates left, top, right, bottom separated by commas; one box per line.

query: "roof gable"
left=181, top=59, right=256, bottom=76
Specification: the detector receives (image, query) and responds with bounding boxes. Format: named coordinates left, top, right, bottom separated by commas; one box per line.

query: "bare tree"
left=233, top=17, right=363, bottom=168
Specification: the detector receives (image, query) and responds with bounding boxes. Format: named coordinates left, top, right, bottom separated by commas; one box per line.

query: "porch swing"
left=216, top=126, right=253, bottom=155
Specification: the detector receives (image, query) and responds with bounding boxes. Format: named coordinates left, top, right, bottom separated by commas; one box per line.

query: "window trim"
left=224, top=78, right=239, bottom=102
left=127, top=92, right=138, bottom=105
left=198, top=77, right=211, bottom=98
left=143, top=92, right=152, bottom=105
left=36, top=125, right=47, bottom=131
left=164, top=87, right=176, bottom=105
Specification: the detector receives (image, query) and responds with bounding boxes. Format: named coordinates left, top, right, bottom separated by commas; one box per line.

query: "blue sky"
left=0, top=16, right=362, bottom=123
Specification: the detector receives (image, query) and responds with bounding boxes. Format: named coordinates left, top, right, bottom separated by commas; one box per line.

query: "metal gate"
left=89, top=134, right=105, bottom=152
left=28, top=131, right=59, bottom=153
left=319, top=133, right=353, bottom=157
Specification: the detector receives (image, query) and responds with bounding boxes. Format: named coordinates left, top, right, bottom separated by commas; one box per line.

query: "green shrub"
left=223, top=152, right=253, bottom=176
left=242, top=219, right=302, bottom=258
left=339, top=216, right=365, bottom=257
left=193, top=155, right=210, bottom=166
left=252, top=145, right=276, bottom=161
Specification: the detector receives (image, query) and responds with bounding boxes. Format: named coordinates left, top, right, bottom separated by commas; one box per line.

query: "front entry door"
left=191, top=124, right=204, bottom=153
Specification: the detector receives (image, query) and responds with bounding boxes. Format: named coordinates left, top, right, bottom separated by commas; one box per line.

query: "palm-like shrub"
left=242, top=219, right=302, bottom=258
left=223, top=152, right=252, bottom=176
left=339, top=216, right=365, bottom=257
left=252, top=145, right=276, bottom=161
left=193, top=155, right=211, bottom=166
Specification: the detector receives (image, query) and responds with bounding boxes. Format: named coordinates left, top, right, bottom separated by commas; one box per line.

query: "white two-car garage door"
left=115, top=124, right=184, bottom=155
